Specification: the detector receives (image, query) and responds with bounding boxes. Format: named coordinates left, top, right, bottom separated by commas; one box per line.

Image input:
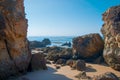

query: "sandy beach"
left=17, top=63, right=120, bottom=80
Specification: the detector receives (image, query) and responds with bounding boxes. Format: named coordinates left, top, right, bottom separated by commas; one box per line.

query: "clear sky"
left=24, top=0, right=120, bottom=36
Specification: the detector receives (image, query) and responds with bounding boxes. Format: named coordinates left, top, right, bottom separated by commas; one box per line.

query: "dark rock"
left=0, top=0, right=31, bottom=79
left=72, top=33, right=104, bottom=62
left=55, top=65, right=61, bottom=69
left=66, top=59, right=74, bottom=67
left=42, top=38, right=51, bottom=46
left=75, top=71, right=92, bottom=80
left=58, top=48, right=73, bottom=59
left=72, top=60, right=86, bottom=71
left=30, top=53, right=47, bottom=71
left=46, top=60, right=51, bottom=64
left=29, top=41, right=46, bottom=49
left=46, top=47, right=72, bottom=62
left=61, top=42, right=71, bottom=47
left=29, top=38, right=51, bottom=49
left=93, top=72, right=119, bottom=80
left=93, top=56, right=104, bottom=64
left=101, top=5, right=120, bottom=71
left=56, top=59, right=66, bottom=64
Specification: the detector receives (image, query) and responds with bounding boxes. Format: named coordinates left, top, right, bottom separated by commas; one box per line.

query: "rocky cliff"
left=101, top=5, right=120, bottom=70
left=0, top=0, right=31, bottom=79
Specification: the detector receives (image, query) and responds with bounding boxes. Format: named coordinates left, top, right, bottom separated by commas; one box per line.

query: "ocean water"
left=28, top=36, right=75, bottom=47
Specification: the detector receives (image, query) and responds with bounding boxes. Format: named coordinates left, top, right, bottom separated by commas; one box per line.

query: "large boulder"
left=72, top=33, right=104, bottom=62
left=30, top=53, right=47, bottom=71
left=101, top=6, right=120, bottom=70
left=0, top=0, right=31, bottom=79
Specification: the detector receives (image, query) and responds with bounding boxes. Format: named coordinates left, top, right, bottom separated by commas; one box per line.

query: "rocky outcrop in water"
left=72, top=33, right=104, bottom=62
left=101, top=5, right=120, bottom=71
left=0, top=0, right=31, bottom=79
left=29, top=38, right=51, bottom=49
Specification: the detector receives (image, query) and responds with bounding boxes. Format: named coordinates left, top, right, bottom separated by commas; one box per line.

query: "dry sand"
left=18, top=63, right=120, bottom=80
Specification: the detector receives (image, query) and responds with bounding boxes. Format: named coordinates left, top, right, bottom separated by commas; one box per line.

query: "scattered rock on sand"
left=73, top=33, right=104, bottom=62
left=93, top=72, right=119, bottom=80
left=55, top=65, right=61, bottom=69
left=72, top=60, right=86, bottom=71
left=66, top=59, right=74, bottom=67
left=56, top=59, right=66, bottom=65
left=101, top=5, right=120, bottom=71
left=75, top=71, right=91, bottom=80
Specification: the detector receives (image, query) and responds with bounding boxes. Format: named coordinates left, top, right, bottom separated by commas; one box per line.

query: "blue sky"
left=24, top=0, right=120, bottom=36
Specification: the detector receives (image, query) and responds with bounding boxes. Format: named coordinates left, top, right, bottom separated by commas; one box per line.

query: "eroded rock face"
left=72, top=33, right=104, bottom=62
left=101, top=6, right=120, bottom=70
left=0, top=0, right=31, bottom=79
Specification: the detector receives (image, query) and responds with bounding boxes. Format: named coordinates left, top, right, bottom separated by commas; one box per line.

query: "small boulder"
left=56, top=59, right=66, bottom=65
left=55, top=65, right=61, bottom=69
left=75, top=71, right=92, bottom=80
left=93, top=72, right=119, bottom=80
left=30, top=53, right=47, bottom=71
left=66, top=59, right=74, bottom=67
left=72, top=60, right=86, bottom=71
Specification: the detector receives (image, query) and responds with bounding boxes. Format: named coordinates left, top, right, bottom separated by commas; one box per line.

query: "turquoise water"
left=28, top=36, right=75, bottom=47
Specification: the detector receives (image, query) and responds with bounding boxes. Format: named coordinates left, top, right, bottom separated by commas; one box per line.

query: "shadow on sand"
left=19, top=66, right=72, bottom=80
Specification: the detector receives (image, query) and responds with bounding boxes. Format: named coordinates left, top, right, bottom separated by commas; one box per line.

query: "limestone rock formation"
left=0, top=0, right=31, bottom=79
left=72, top=33, right=104, bottom=62
left=101, top=5, right=120, bottom=70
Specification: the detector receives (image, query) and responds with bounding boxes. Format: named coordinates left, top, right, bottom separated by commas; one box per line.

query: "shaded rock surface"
left=66, top=59, right=75, bottom=67
left=61, top=42, right=71, bottom=47
left=30, top=53, right=47, bottom=71
left=46, top=47, right=72, bottom=62
left=101, top=5, right=120, bottom=71
left=75, top=71, right=92, bottom=80
left=93, top=72, right=119, bottom=80
left=56, top=59, right=66, bottom=65
left=0, top=0, right=31, bottom=79
left=72, top=33, right=104, bottom=62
